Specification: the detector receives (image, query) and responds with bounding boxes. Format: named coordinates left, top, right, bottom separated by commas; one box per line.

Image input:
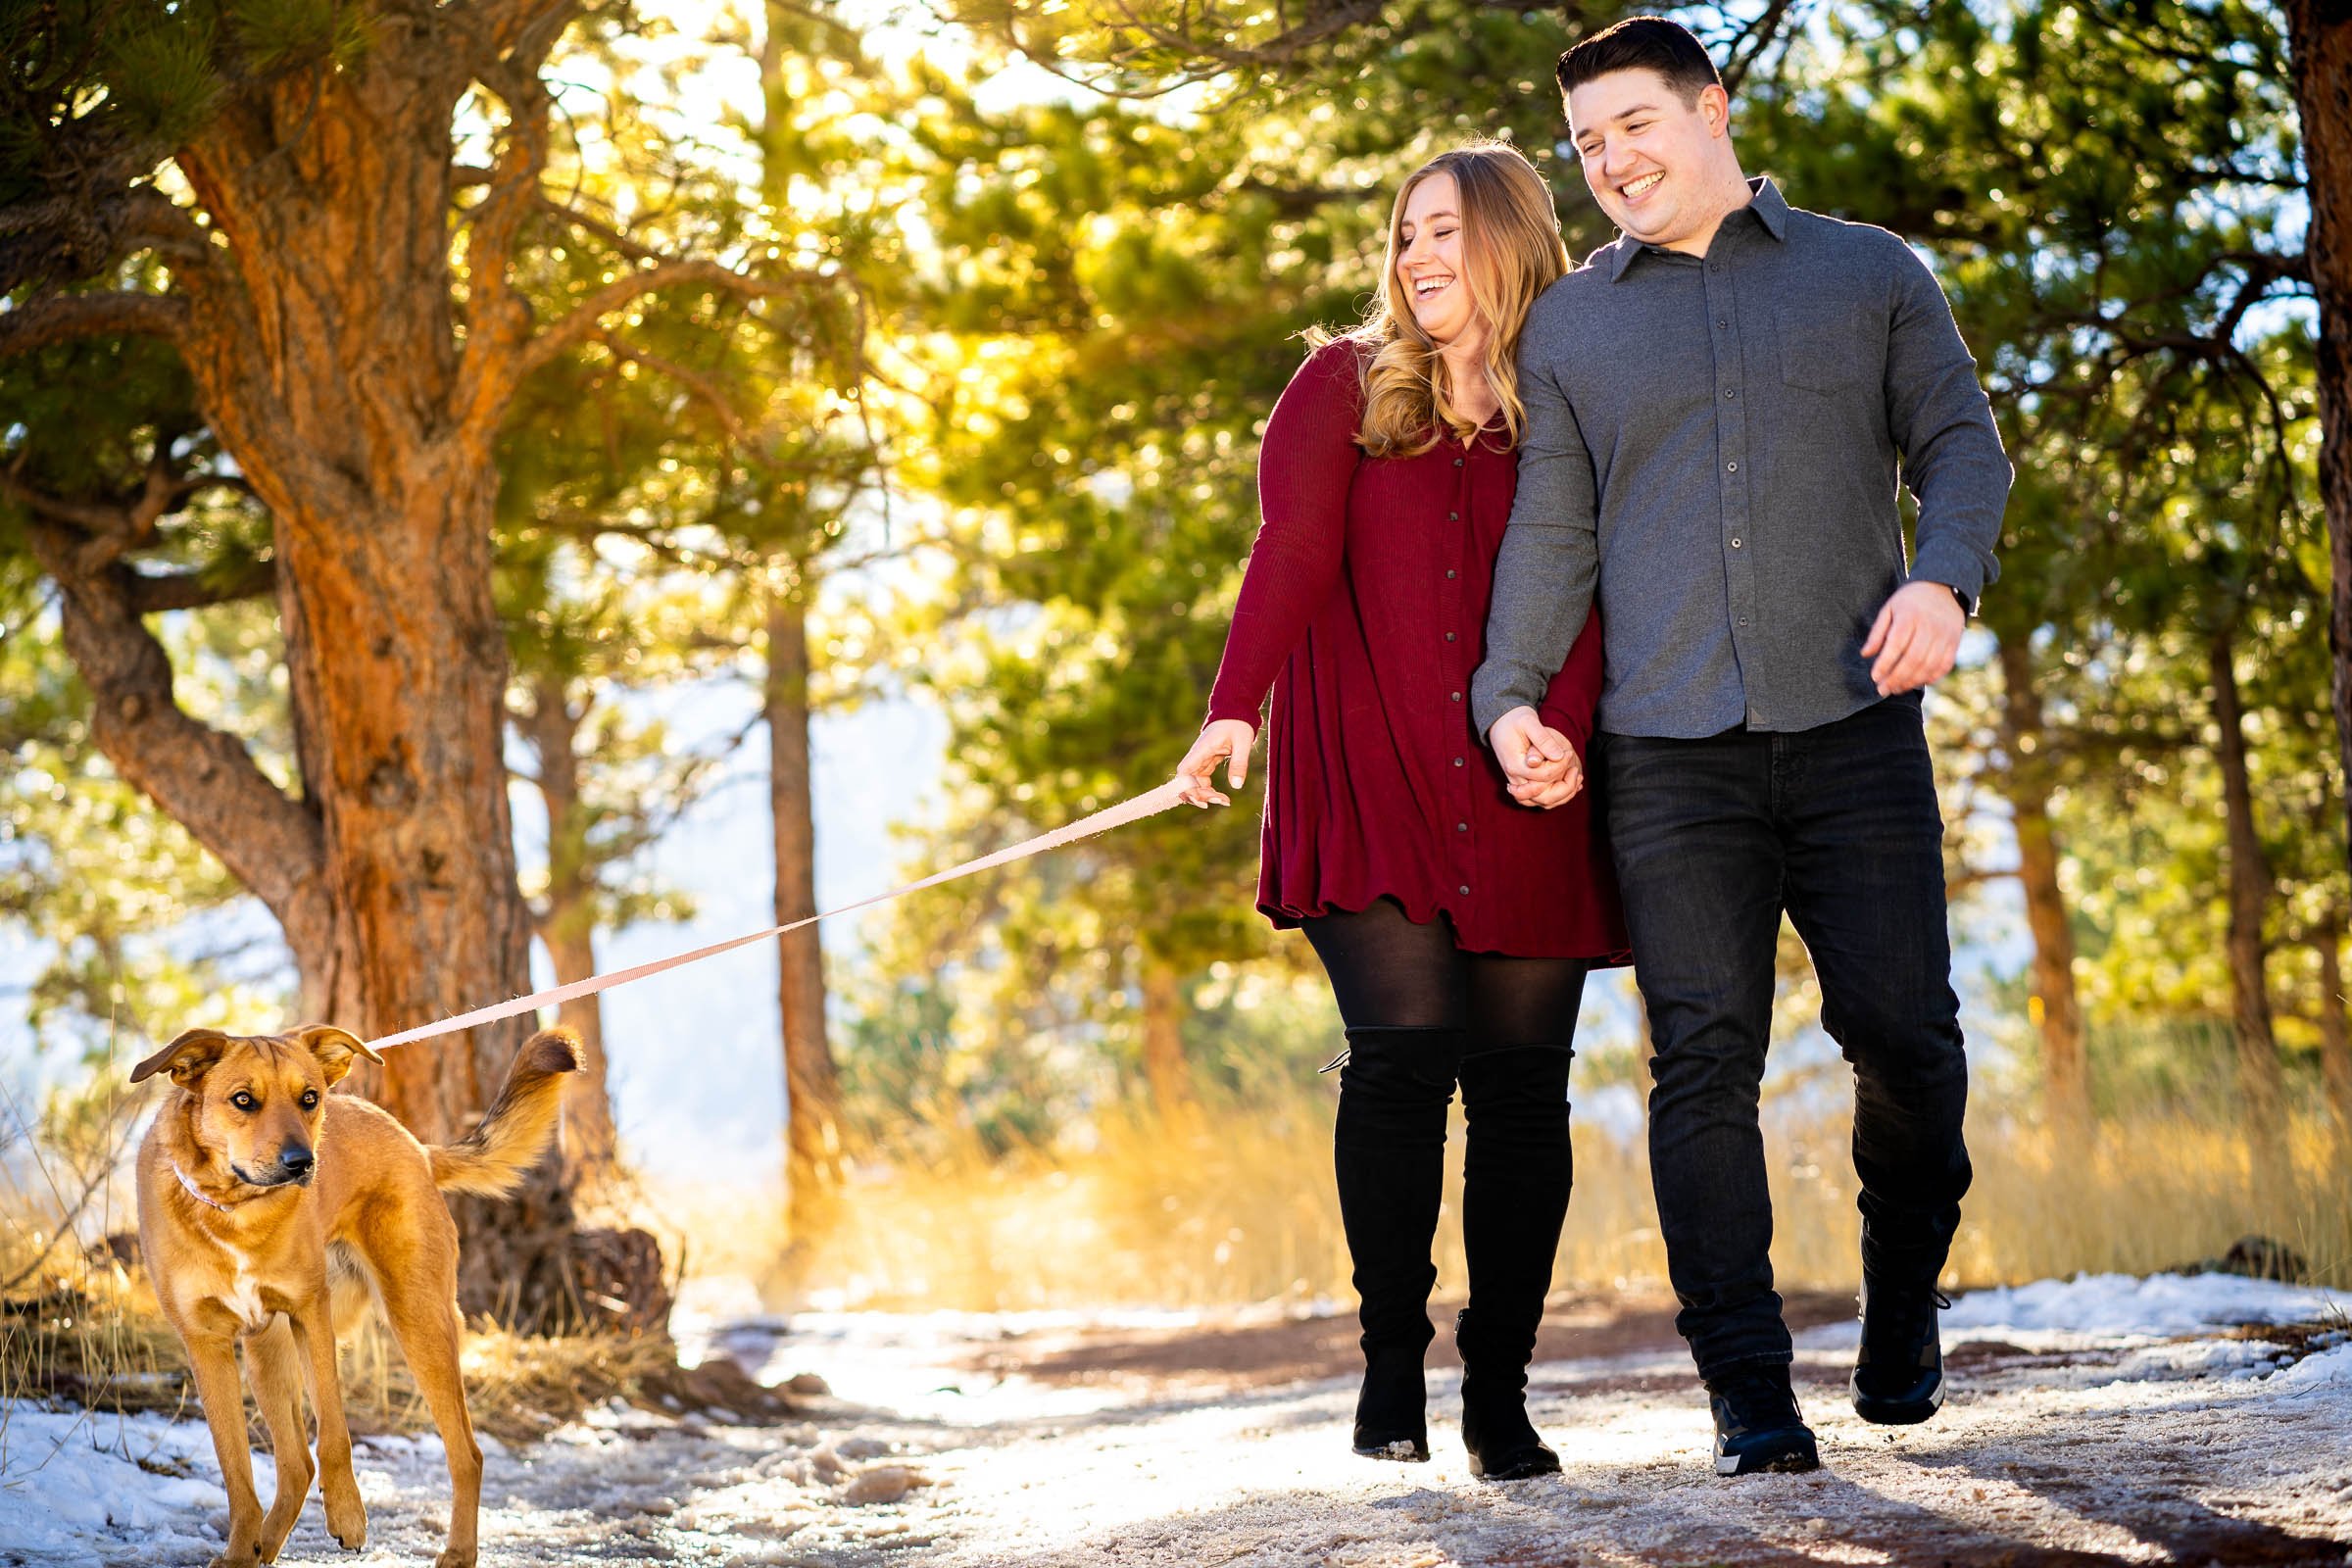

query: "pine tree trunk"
left=1139, top=956, right=1195, bottom=1117
left=168, top=37, right=574, bottom=1324
left=2209, top=627, right=2288, bottom=1184
left=520, top=676, right=620, bottom=1192
left=1994, top=638, right=2090, bottom=1132
left=2283, top=2, right=2352, bottom=889
left=766, top=591, right=846, bottom=1253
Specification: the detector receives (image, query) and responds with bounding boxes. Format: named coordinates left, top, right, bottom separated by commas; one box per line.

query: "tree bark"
left=766, top=590, right=847, bottom=1253
left=1139, top=955, right=1196, bottom=1117
left=121, top=28, right=571, bottom=1322
left=2209, top=627, right=2288, bottom=1184
left=2283, top=2, right=2352, bottom=889
left=519, top=676, right=620, bottom=1193
left=19, top=520, right=344, bottom=1021
left=1994, top=638, right=2091, bottom=1132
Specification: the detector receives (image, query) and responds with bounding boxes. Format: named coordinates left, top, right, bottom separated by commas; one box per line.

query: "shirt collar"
left=1605, top=174, right=1788, bottom=282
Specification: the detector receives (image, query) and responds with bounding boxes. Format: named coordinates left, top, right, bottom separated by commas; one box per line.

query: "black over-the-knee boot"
left=1455, top=1043, right=1573, bottom=1480
left=1333, top=1025, right=1462, bottom=1461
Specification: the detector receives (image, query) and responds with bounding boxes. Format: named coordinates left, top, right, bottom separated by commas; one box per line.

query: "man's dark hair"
left=1554, top=16, right=1723, bottom=104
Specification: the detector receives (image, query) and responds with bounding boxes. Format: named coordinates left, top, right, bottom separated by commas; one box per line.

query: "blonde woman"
left=1174, top=141, right=1628, bottom=1479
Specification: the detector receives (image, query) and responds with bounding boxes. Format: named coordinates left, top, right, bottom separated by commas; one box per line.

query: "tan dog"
left=132, top=1023, right=581, bottom=1568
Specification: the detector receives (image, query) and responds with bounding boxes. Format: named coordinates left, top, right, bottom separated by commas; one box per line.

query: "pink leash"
left=366, top=779, right=1193, bottom=1051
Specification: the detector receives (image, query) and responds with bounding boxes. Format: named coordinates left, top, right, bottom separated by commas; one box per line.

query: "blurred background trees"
left=5, top=0, right=2348, bottom=1314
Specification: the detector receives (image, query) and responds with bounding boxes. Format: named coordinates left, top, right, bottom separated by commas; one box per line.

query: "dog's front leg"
left=290, top=1298, right=367, bottom=1551
left=183, top=1327, right=267, bottom=1567
left=246, top=1316, right=315, bottom=1562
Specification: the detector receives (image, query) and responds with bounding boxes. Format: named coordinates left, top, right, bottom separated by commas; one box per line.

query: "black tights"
left=1302, top=899, right=1588, bottom=1374
left=1300, top=897, right=1592, bottom=1048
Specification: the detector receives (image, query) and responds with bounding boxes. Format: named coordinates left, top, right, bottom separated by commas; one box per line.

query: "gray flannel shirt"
left=1470, top=177, right=2011, bottom=740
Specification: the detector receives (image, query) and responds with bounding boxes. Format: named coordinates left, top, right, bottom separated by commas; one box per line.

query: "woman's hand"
left=1489, top=706, right=1583, bottom=809
left=1175, top=719, right=1257, bottom=808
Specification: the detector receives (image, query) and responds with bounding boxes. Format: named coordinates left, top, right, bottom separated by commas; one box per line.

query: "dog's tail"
left=428, top=1028, right=584, bottom=1199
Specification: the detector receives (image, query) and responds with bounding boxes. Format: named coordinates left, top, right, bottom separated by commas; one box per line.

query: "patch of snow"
left=2274, top=1341, right=2352, bottom=1394
left=1941, top=1272, right=2347, bottom=1338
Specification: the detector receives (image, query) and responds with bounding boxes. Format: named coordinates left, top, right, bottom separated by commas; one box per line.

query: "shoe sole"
left=1469, top=1451, right=1563, bottom=1482
left=1851, top=1377, right=1945, bottom=1427
left=1713, top=1435, right=1822, bottom=1476
left=1352, top=1440, right=1431, bottom=1462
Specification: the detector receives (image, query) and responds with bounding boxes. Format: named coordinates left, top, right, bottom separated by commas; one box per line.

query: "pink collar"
left=170, top=1160, right=237, bottom=1213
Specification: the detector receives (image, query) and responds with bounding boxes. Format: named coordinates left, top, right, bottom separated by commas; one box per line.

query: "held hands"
left=1489, top=706, right=1584, bottom=810
left=1175, top=719, right=1257, bottom=808
left=1862, top=580, right=1968, bottom=696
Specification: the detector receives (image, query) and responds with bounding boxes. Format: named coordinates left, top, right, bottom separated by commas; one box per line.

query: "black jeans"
left=1599, top=696, right=1972, bottom=1382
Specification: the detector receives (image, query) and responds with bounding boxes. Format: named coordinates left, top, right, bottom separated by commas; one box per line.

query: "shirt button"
left=1724, top=388, right=1738, bottom=400
left=1738, top=615, right=1750, bottom=627
left=1445, top=630, right=1457, bottom=642
left=1453, top=757, right=1465, bottom=767
left=1450, top=691, right=1462, bottom=703
left=1716, top=318, right=1728, bottom=328
left=1726, top=460, right=1739, bottom=472
left=1447, top=511, right=1459, bottom=521
left=1458, top=884, right=1471, bottom=896
left=1456, top=821, right=1469, bottom=832
left=1445, top=568, right=1456, bottom=579
left=1731, top=537, right=1743, bottom=549
left=1453, top=457, right=1464, bottom=467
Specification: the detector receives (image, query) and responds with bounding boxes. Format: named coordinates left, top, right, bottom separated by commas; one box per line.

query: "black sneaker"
left=1850, top=1279, right=1951, bottom=1426
left=1705, top=1365, right=1821, bottom=1476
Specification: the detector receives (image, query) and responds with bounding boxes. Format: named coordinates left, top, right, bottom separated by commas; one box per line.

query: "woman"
left=1173, top=141, right=1627, bottom=1481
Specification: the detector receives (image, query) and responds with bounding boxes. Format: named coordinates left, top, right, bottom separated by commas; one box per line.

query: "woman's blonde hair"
left=1311, top=139, right=1571, bottom=458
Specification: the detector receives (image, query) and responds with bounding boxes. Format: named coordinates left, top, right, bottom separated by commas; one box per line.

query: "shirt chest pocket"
left=1774, top=302, right=1884, bottom=395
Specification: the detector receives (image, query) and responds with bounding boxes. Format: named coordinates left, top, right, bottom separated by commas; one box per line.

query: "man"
left=1470, top=16, right=2010, bottom=1476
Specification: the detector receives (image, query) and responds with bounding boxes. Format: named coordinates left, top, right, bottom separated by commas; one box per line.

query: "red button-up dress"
left=1205, top=337, right=1629, bottom=962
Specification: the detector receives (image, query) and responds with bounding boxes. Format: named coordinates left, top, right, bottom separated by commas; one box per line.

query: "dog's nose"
left=279, top=1146, right=315, bottom=1175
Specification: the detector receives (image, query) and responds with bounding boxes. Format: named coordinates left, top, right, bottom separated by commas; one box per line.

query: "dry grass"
left=746, top=1088, right=2352, bottom=1312
left=10, top=1070, right=2345, bottom=1441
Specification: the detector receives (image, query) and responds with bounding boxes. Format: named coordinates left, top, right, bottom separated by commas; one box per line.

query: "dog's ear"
left=129, top=1028, right=236, bottom=1088
left=285, top=1023, right=384, bottom=1086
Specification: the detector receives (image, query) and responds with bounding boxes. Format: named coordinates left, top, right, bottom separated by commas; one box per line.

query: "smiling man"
left=1468, top=17, right=2012, bottom=1476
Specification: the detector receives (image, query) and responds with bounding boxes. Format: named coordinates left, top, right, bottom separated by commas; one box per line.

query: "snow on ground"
left=6, top=1273, right=2350, bottom=1567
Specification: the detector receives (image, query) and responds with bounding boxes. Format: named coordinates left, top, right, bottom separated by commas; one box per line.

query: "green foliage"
left=4, top=0, right=2343, bottom=1150
left=0, top=607, right=288, bottom=1062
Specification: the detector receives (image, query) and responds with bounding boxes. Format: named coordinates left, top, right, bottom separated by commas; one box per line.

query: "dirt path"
left=6, top=1277, right=2351, bottom=1567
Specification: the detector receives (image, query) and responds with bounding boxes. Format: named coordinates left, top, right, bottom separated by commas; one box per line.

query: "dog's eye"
left=230, top=1091, right=258, bottom=1111
left=300, top=1090, right=320, bottom=1109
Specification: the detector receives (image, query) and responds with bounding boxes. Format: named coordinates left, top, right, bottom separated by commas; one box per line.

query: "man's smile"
left=1620, top=171, right=1665, bottom=201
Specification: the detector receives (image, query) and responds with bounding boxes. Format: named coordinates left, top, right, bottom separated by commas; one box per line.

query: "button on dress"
left=1205, top=338, right=1629, bottom=962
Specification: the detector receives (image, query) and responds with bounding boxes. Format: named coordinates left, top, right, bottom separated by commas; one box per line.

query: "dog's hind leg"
left=379, top=1278, right=484, bottom=1568
left=246, top=1316, right=315, bottom=1563
left=183, top=1327, right=268, bottom=1567
left=289, top=1298, right=368, bottom=1552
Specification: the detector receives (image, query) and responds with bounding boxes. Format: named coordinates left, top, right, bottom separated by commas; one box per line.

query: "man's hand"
left=1862, top=580, right=1967, bottom=695
left=1488, top=706, right=1584, bottom=809
left=1174, top=719, right=1256, bottom=807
